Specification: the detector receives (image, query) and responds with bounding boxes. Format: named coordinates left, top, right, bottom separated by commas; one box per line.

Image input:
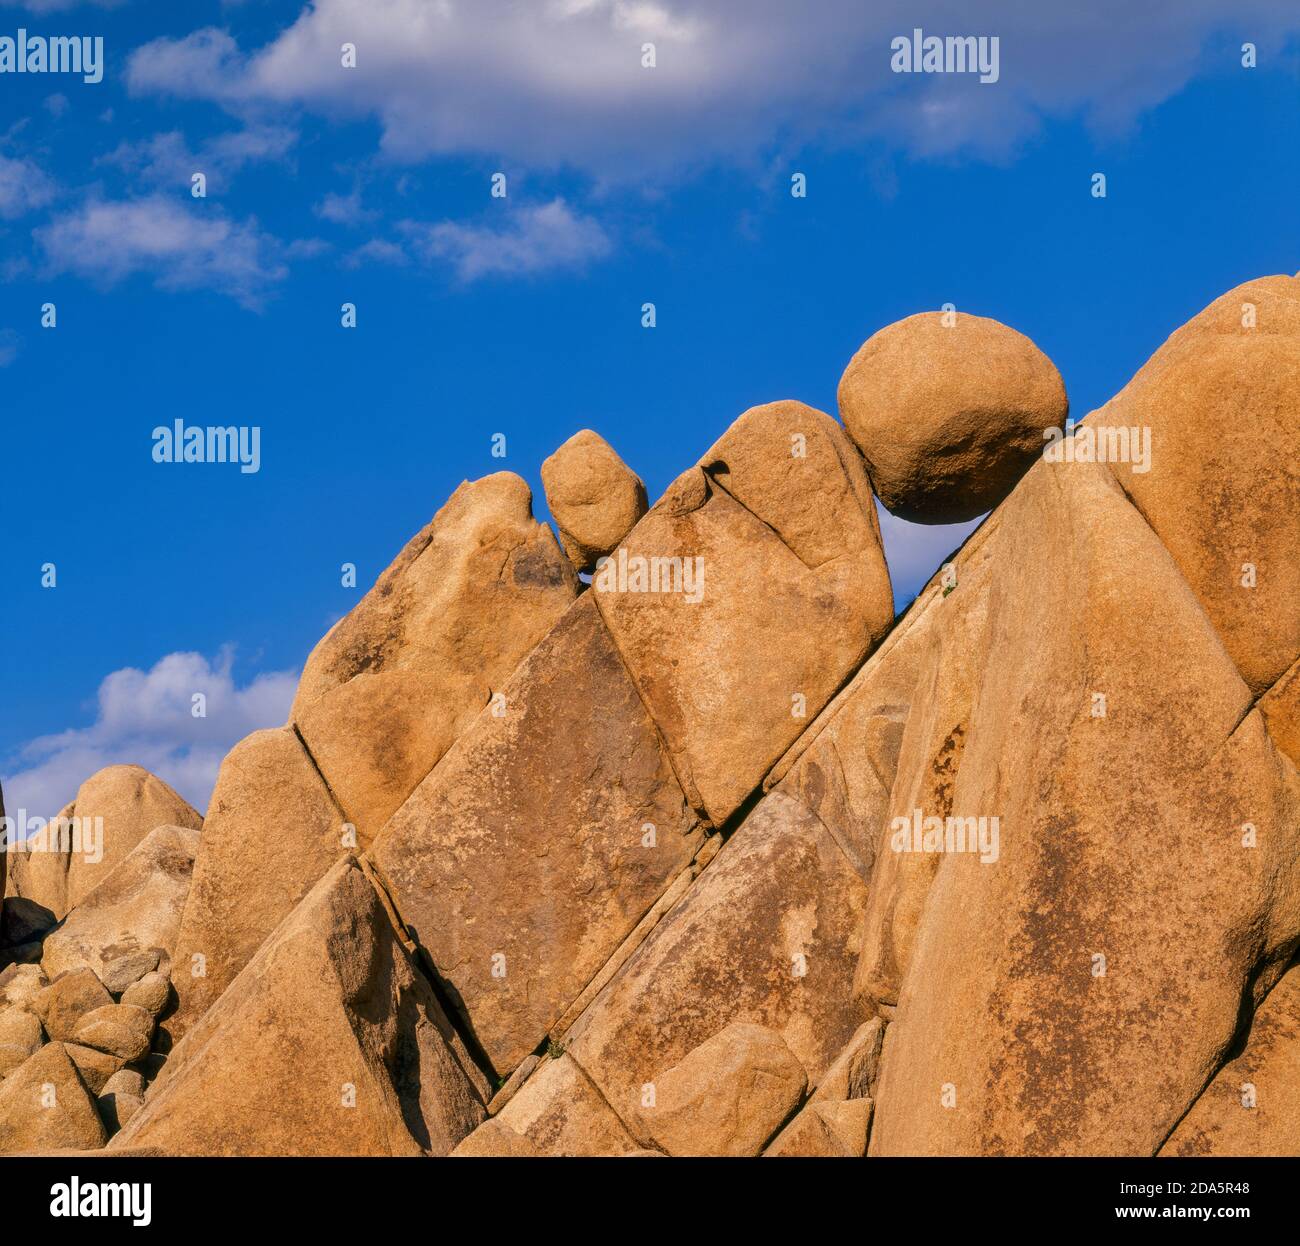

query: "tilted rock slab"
left=170, top=473, right=577, bottom=1040
left=766, top=439, right=1298, bottom=1153
left=293, top=471, right=578, bottom=840
left=168, top=727, right=346, bottom=1039
left=113, top=857, right=486, bottom=1156
left=634, top=1021, right=807, bottom=1157
left=496, top=787, right=874, bottom=1154
left=1087, top=274, right=1300, bottom=697
left=0, top=1042, right=107, bottom=1153
left=40, top=825, right=198, bottom=986
left=594, top=400, right=893, bottom=827
left=370, top=595, right=705, bottom=1076
left=1162, top=962, right=1300, bottom=1156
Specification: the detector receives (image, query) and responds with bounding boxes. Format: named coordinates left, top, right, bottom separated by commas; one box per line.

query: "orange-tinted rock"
left=594, top=401, right=893, bottom=825
left=40, top=825, right=198, bottom=987
left=114, top=858, right=486, bottom=1156
left=168, top=728, right=347, bottom=1040
left=293, top=472, right=578, bottom=840
left=0, top=1043, right=107, bottom=1153
left=635, top=1022, right=806, bottom=1157
left=1088, top=275, right=1300, bottom=695
left=838, top=312, right=1067, bottom=523
left=541, top=430, right=647, bottom=571
left=370, top=596, right=703, bottom=1076
left=1162, top=963, right=1300, bottom=1156
left=560, top=788, right=874, bottom=1140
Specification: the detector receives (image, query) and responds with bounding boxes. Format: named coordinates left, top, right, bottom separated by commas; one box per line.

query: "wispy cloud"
left=2, top=649, right=297, bottom=819
left=399, top=198, right=612, bottom=282
left=343, top=237, right=408, bottom=269
left=314, top=187, right=377, bottom=227
left=98, top=123, right=297, bottom=194
left=34, top=194, right=289, bottom=309
left=0, top=328, right=21, bottom=367
left=0, top=153, right=57, bottom=220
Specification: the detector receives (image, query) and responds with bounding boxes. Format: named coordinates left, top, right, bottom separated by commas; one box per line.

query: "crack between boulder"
left=701, top=465, right=819, bottom=571
left=290, top=721, right=360, bottom=835
left=587, top=594, right=715, bottom=826
left=1103, top=461, right=1260, bottom=719
left=356, top=852, right=497, bottom=1099
left=567, top=1047, right=651, bottom=1150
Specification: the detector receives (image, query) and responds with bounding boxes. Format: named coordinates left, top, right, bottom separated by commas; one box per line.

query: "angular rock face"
left=493, top=1053, right=640, bottom=1156
left=40, top=825, right=198, bottom=987
left=7, top=275, right=1295, bottom=1159
left=450, top=1118, right=543, bottom=1158
left=765, top=1097, right=873, bottom=1156
left=1162, top=962, right=1300, bottom=1156
left=594, top=401, right=894, bottom=825
left=0, top=1007, right=44, bottom=1078
left=541, top=429, right=648, bottom=571
left=516, top=789, right=875, bottom=1150
left=0, top=1043, right=107, bottom=1152
left=293, top=472, right=578, bottom=840
left=837, top=312, right=1068, bottom=523
left=1087, top=274, right=1300, bottom=697
left=169, top=473, right=577, bottom=1042
left=113, top=857, right=486, bottom=1156
left=787, top=454, right=1300, bottom=1157
left=370, top=595, right=705, bottom=1076
left=168, top=728, right=346, bottom=1040
left=635, top=1022, right=807, bottom=1157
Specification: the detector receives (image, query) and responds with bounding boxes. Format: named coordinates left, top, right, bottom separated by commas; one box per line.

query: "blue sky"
left=1, top=0, right=1297, bottom=817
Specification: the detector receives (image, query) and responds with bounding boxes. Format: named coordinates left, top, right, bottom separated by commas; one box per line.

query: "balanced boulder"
left=837, top=311, right=1067, bottom=523
left=541, top=430, right=647, bottom=571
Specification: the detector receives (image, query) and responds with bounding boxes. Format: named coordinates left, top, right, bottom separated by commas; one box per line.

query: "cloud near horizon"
left=2, top=649, right=298, bottom=820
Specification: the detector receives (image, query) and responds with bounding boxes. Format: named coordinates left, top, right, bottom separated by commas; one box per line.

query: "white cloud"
left=400, top=198, right=612, bottom=281
left=125, top=1, right=1300, bottom=177
left=2, top=649, right=297, bottom=819
left=0, top=153, right=56, bottom=219
left=876, top=502, right=982, bottom=610
left=313, top=187, right=376, bottom=226
left=34, top=194, right=289, bottom=308
left=343, top=237, right=408, bottom=268
left=98, top=123, right=297, bottom=194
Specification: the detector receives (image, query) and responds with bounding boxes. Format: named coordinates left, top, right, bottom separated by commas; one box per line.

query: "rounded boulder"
left=541, top=430, right=647, bottom=572
left=837, top=312, right=1068, bottom=523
